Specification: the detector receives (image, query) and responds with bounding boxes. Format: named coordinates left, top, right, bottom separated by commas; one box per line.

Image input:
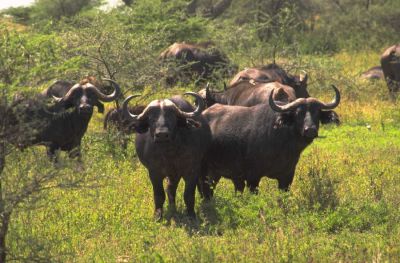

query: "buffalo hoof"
left=249, top=187, right=259, bottom=195
left=187, top=211, right=196, bottom=220
left=154, top=209, right=163, bottom=222
left=168, top=204, right=177, bottom=213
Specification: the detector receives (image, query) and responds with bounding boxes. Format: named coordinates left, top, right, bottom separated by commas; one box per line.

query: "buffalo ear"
left=177, top=116, right=201, bottom=129
left=96, top=102, right=105, bottom=113
left=134, top=119, right=149, bottom=133
left=299, top=72, right=308, bottom=86
left=51, top=98, right=70, bottom=111
left=273, top=87, right=288, bottom=102
left=186, top=118, right=201, bottom=128
left=274, top=113, right=294, bottom=129
left=320, top=110, right=340, bottom=125
left=177, top=115, right=187, bottom=128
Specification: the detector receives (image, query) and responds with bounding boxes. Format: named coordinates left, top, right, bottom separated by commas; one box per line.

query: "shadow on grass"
left=162, top=194, right=241, bottom=237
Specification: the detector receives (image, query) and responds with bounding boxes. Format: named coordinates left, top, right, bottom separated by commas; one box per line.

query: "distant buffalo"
left=229, top=64, right=309, bottom=98
left=381, top=44, right=400, bottom=100
left=200, top=81, right=297, bottom=108
left=360, top=66, right=384, bottom=80
left=199, top=84, right=340, bottom=196
left=6, top=78, right=120, bottom=161
left=123, top=92, right=211, bottom=220
left=160, top=42, right=237, bottom=86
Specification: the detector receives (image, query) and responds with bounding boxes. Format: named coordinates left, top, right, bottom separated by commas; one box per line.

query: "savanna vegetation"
left=0, top=0, right=400, bottom=261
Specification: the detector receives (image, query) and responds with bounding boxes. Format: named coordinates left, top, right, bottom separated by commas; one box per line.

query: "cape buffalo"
left=200, top=80, right=340, bottom=125
left=381, top=44, right=400, bottom=100
left=103, top=105, right=145, bottom=150
left=160, top=42, right=237, bottom=86
left=200, top=81, right=297, bottom=108
left=7, top=78, right=120, bottom=161
left=123, top=92, right=211, bottom=220
left=229, top=64, right=309, bottom=98
left=199, top=85, right=340, bottom=197
left=360, top=66, right=384, bottom=80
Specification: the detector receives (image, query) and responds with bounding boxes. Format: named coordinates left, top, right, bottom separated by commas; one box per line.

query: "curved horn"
left=122, top=95, right=142, bottom=121
left=52, top=95, right=63, bottom=102
left=318, top=85, right=340, bottom=110
left=300, top=70, right=308, bottom=83
left=205, top=82, right=211, bottom=98
left=206, top=82, right=210, bottom=92
left=51, top=83, right=80, bottom=102
left=269, top=89, right=306, bottom=112
left=88, top=78, right=121, bottom=102
left=178, top=92, right=205, bottom=118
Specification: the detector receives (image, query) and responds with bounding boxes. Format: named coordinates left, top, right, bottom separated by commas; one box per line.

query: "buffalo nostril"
left=155, top=132, right=169, bottom=139
left=304, top=127, right=318, bottom=138
left=79, top=105, right=91, bottom=110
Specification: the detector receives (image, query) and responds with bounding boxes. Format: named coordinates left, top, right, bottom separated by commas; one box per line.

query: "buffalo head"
left=269, top=86, right=340, bottom=140
left=52, top=78, right=120, bottom=115
left=123, top=92, right=205, bottom=143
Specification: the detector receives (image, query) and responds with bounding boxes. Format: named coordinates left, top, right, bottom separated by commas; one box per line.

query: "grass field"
left=3, top=51, right=400, bottom=262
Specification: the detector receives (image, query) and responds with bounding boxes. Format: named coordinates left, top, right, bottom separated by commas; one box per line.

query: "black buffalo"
left=199, top=85, right=340, bottom=197
left=381, top=44, right=400, bottom=100
left=200, top=81, right=297, bottom=108
left=200, top=80, right=340, bottom=125
left=123, top=92, right=211, bottom=220
left=7, top=78, right=120, bottom=161
left=229, top=64, right=309, bottom=98
left=360, top=66, right=384, bottom=80
left=160, top=42, right=237, bottom=86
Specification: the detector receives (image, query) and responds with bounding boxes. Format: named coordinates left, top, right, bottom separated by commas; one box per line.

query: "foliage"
left=31, top=0, right=103, bottom=21
left=0, top=26, right=85, bottom=92
left=54, top=13, right=162, bottom=97
left=0, top=6, right=32, bottom=25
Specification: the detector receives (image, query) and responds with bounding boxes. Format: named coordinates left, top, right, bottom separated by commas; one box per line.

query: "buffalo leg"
left=122, top=136, right=128, bottom=151
left=46, top=144, right=58, bottom=163
left=198, top=174, right=216, bottom=200
left=247, top=178, right=261, bottom=194
left=149, top=172, right=165, bottom=221
left=183, top=176, right=198, bottom=219
left=166, top=176, right=180, bottom=211
left=68, top=146, right=82, bottom=162
left=233, top=179, right=245, bottom=194
left=386, top=78, right=398, bottom=101
left=277, top=171, right=295, bottom=191
left=198, top=163, right=214, bottom=200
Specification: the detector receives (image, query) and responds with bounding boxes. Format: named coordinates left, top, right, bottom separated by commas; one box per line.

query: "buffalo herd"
left=1, top=42, right=399, bottom=220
